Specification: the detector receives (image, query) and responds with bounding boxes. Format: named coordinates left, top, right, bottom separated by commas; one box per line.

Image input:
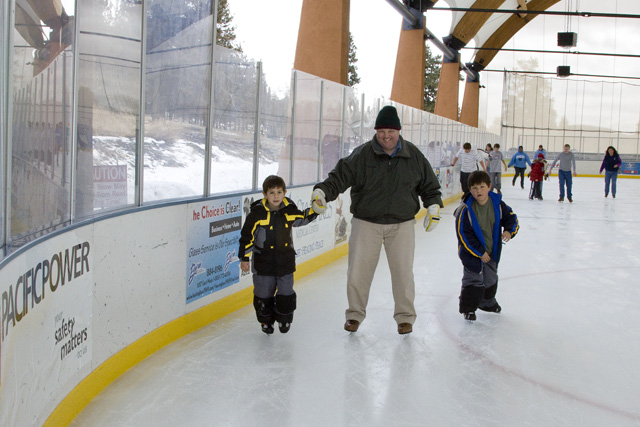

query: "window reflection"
left=75, top=0, right=141, bottom=217
left=210, top=48, right=257, bottom=194
left=9, top=0, right=74, bottom=249
left=143, top=1, right=214, bottom=201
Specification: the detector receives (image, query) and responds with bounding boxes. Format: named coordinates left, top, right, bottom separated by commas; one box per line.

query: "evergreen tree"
left=423, top=44, right=441, bottom=113
left=347, top=32, right=360, bottom=87
left=216, top=0, right=242, bottom=52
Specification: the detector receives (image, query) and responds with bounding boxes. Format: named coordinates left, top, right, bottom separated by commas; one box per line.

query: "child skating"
left=454, top=171, right=519, bottom=321
left=529, top=153, right=547, bottom=200
left=238, top=175, right=319, bottom=334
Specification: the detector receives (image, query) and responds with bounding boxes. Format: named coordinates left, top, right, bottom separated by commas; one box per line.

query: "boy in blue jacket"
left=454, top=171, right=519, bottom=321
left=508, top=146, right=532, bottom=189
left=238, top=175, right=319, bottom=334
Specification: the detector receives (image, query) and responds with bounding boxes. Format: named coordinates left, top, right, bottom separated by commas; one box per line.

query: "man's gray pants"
left=345, top=217, right=416, bottom=325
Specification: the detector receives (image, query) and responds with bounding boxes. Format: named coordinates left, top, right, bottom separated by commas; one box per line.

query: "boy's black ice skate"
left=278, top=322, right=291, bottom=333
left=261, top=323, right=274, bottom=334
left=463, top=312, right=476, bottom=321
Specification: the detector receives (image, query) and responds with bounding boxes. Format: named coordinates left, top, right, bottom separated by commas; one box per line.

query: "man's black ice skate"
left=463, top=312, right=476, bottom=321
left=479, top=302, right=502, bottom=313
left=261, top=323, right=274, bottom=334
left=278, top=322, right=291, bottom=333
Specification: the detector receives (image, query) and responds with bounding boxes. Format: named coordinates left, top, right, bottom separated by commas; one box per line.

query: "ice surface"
left=70, top=177, right=640, bottom=427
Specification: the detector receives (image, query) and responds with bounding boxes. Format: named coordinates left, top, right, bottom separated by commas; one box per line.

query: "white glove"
left=423, top=204, right=440, bottom=232
left=311, top=188, right=327, bottom=214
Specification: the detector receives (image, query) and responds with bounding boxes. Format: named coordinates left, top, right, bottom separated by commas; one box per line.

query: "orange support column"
left=434, top=54, right=460, bottom=121
left=390, top=19, right=426, bottom=110
left=460, top=78, right=480, bottom=128
left=294, top=0, right=350, bottom=85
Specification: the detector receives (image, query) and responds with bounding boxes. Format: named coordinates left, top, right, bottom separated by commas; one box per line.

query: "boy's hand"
left=241, top=261, right=250, bottom=272
left=481, top=252, right=491, bottom=263
left=423, top=204, right=440, bottom=232
left=501, top=231, right=511, bottom=243
left=311, top=188, right=327, bottom=214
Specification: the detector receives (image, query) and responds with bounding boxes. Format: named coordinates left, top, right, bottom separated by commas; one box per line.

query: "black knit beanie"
left=374, top=106, right=401, bottom=130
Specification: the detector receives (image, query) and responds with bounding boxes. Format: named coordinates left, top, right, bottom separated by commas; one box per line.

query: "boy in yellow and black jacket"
left=238, top=175, right=319, bottom=334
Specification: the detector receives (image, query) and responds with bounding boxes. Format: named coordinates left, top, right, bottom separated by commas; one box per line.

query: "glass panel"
left=620, top=82, right=640, bottom=135
left=258, top=70, right=290, bottom=187
left=358, top=95, right=381, bottom=152
left=75, top=0, right=141, bottom=218
left=418, top=111, right=430, bottom=157
left=211, top=47, right=257, bottom=194
left=405, top=106, right=421, bottom=147
left=290, top=71, right=321, bottom=185
left=342, top=86, right=361, bottom=158
left=8, top=0, right=75, bottom=250
left=320, top=80, right=343, bottom=180
left=413, top=109, right=427, bottom=157
left=1, top=1, right=4, bottom=250
left=430, top=115, right=445, bottom=167
left=143, top=0, right=213, bottom=202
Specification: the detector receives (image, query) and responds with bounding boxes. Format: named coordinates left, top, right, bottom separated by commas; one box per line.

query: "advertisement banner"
left=186, top=197, right=242, bottom=303
left=621, top=162, right=640, bottom=175
left=287, top=187, right=336, bottom=265
left=0, top=236, right=93, bottom=426
left=437, top=166, right=458, bottom=200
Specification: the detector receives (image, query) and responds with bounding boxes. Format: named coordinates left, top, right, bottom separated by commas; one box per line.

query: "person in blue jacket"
left=534, top=145, right=547, bottom=160
left=508, top=146, right=532, bottom=189
left=599, top=146, right=622, bottom=198
left=454, top=171, right=519, bottom=321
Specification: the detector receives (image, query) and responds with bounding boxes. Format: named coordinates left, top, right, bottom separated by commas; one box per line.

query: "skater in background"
left=311, top=105, right=442, bottom=335
left=529, top=153, right=547, bottom=200
left=549, top=144, right=577, bottom=202
left=599, top=146, right=622, bottom=198
left=508, top=146, right=532, bottom=189
left=452, top=142, right=486, bottom=196
left=454, top=171, right=519, bottom=321
left=488, top=143, right=508, bottom=193
left=534, top=144, right=547, bottom=159
left=483, top=143, right=493, bottom=172
left=238, top=175, right=319, bottom=335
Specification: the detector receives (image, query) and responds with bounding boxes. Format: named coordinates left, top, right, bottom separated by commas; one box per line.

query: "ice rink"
left=70, top=176, right=640, bottom=427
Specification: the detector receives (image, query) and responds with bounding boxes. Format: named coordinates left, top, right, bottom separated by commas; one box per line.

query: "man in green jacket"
left=310, top=105, right=443, bottom=335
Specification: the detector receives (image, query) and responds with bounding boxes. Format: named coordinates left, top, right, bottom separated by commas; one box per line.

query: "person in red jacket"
left=529, top=153, right=547, bottom=200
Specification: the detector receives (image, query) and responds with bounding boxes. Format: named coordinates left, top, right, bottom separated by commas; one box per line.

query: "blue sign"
left=186, top=197, right=242, bottom=303
left=621, top=162, right=640, bottom=175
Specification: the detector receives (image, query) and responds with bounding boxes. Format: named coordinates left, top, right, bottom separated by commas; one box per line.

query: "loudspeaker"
left=558, top=32, right=577, bottom=48
left=557, top=66, right=571, bottom=77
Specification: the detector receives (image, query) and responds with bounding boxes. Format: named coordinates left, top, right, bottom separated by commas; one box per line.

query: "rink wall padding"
left=0, top=173, right=461, bottom=427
